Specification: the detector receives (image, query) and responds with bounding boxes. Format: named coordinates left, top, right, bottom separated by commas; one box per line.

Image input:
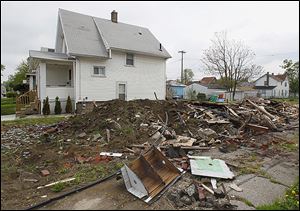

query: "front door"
left=118, top=83, right=126, bottom=100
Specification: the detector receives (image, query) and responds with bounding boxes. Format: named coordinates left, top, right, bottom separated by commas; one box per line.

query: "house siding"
left=76, top=51, right=166, bottom=101
left=255, top=74, right=289, bottom=98
left=184, top=83, right=226, bottom=99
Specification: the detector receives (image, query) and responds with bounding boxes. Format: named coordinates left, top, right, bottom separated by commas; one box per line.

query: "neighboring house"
left=166, top=80, right=186, bottom=99
left=254, top=72, right=289, bottom=98
left=1, top=84, right=6, bottom=98
left=224, top=82, right=258, bottom=101
left=184, top=81, right=226, bottom=99
left=199, top=77, right=217, bottom=86
left=27, top=9, right=171, bottom=114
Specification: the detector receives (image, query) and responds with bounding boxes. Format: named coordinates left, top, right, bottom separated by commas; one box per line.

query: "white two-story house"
left=254, top=72, right=289, bottom=98
left=25, top=9, right=171, bottom=114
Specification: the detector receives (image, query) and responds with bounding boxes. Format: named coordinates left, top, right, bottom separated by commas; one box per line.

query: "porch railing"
left=16, top=89, right=38, bottom=112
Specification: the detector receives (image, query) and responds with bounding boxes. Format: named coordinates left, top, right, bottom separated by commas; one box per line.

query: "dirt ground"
left=1, top=99, right=299, bottom=210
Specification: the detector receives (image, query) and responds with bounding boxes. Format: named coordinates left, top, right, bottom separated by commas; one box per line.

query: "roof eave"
left=110, top=47, right=171, bottom=59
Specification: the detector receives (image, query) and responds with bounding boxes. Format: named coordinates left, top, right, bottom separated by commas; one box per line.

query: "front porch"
left=40, top=61, right=75, bottom=114
left=17, top=50, right=77, bottom=116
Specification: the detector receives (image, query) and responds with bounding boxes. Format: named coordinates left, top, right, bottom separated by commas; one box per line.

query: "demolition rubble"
left=1, top=97, right=299, bottom=209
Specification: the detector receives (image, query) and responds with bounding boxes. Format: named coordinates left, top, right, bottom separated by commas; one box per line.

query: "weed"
left=51, top=182, right=65, bottom=192
left=256, top=178, right=299, bottom=210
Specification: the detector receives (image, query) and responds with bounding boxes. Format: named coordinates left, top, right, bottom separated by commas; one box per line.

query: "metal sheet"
left=189, top=156, right=234, bottom=179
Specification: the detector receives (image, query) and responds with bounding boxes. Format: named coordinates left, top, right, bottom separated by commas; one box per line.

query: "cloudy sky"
left=1, top=1, right=299, bottom=82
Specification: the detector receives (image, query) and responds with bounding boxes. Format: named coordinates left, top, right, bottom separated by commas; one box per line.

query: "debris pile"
left=1, top=97, right=298, bottom=209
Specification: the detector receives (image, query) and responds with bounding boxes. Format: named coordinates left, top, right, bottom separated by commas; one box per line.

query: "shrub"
left=42, top=96, right=50, bottom=115
left=65, top=96, right=72, bottom=113
left=197, top=93, right=206, bottom=101
left=6, top=92, right=17, bottom=98
left=54, top=96, right=62, bottom=114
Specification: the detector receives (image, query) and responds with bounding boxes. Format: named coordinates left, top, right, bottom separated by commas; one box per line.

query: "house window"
left=285, top=82, right=287, bottom=87
left=264, top=81, right=268, bottom=86
left=93, top=66, right=105, bottom=76
left=126, top=53, right=134, bottom=66
left=281, top=90, right=283, bottom=96
left=262, top=90, right=266, bottom=95
left=69, top=69, right=72, bottom=80
left=285, top=90, right=287, bottom=96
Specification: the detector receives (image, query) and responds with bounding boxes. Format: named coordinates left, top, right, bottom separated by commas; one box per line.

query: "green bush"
left=54, top=96, right=62, bottom=114
left=197, top=93, right=206, bottom=101
left=6, top=92, right=17, bottom=98
left=42, top=96, right=50, bottom=115
left=65, top=96, right=72, bottom=113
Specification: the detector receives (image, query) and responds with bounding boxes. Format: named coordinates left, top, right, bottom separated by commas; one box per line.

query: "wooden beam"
left=246, top=99, right=276, bottom=120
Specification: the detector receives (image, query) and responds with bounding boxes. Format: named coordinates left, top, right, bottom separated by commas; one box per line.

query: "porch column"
left=73, top=61, right=77, bottom=110
left=39, top=62, right=46, bottom=114
left=75, top=58, right=81, bottom=101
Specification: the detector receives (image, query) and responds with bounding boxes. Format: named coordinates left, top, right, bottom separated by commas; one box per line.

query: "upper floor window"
left=285, top=82, right=287, bottom=87
left=126, top=53, right=134, bottom=66
left=93, top=66, right=105, bottom=77
left=264, top=81, right=268, bottom=86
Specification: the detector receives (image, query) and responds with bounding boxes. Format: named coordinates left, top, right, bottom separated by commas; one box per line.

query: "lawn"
left=271, top=97, right=299, bottom=105
left=1, top=116, right=66, bottom=127
left=1, top=97, right=16, bottom=115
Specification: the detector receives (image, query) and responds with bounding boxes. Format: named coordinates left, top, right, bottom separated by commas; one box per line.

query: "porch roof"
left=29, top=50, right=74, bottom=62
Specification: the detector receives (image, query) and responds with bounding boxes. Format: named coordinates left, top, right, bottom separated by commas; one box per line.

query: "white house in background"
left=184, top=82, right=227, bottom=99
left=184, top=79, right=258, bottom=101
left=254, top=72, right=289, bottom=98
left=26, top=9, right=171, bottom=114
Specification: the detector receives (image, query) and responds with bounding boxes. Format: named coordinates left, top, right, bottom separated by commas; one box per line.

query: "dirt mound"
left=60, top=98, right=299, bottom=151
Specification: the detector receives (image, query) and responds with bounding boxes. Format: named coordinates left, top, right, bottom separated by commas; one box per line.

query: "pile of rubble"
left=57, top=97, right=298, bottom=207
left=1, top=121, right=70, bottom=152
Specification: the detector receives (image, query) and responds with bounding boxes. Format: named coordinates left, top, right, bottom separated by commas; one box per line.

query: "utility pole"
left=178, top=50, right=186, bottom=83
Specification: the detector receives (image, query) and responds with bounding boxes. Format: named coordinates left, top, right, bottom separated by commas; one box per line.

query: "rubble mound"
left=61, top=98, right=299, bottom=151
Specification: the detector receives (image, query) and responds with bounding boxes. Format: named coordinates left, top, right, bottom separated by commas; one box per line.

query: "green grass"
left=1, top=116, right=65, bottom=127
left=1, top=97, right=16, bottom=105
left=256, top=179, right=299, bottom=210
left=280, top=133, right=299, bottom=152
left=51, top=182, right=66, bottom=192
left=1, top=97, right=16, bottom=115
left=271, top=97, right=299, bottom=105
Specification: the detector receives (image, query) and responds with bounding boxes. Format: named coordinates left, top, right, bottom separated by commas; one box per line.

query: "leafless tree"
left=201, top=31, right=263, bottom=100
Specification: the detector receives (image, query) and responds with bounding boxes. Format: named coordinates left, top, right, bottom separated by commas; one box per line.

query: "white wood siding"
left=255, top=74, right=289, bottom=98
left=76, top=51, right=166, bottom=101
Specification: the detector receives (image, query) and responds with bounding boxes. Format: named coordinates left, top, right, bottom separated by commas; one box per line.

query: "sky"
left=1, top=1, right=299, bottom=82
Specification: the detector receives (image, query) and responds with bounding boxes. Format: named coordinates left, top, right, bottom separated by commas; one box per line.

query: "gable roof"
left=272, top=73, right=287, bottom=81
left=254, top=72, right=287, bottom=83
left=199, top=77, right=217, bottom=86
left=58, top=9, right=171, bottom=59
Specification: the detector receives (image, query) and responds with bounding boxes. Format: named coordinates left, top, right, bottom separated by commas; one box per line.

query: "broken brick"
left=41, top=170, right=50, bottom=176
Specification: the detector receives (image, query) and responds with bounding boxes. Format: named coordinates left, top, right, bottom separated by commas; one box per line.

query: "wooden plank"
left=130, top=144, right=210, bottom=150
left=246, top=99, right=276, bottom=120
left=204, top=111, right=215, bottom=119
left=226, top=106, right=239, bottom=118
left=246, top=123, right=269, bottom=132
